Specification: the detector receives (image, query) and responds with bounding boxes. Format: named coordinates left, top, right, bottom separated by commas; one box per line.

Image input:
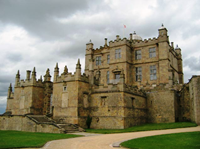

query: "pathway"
left=31, top=126, right=200, bottom=149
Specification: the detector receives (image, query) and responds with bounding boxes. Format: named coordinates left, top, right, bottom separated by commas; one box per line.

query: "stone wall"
left=147, top=88, right=176, bottom=123
left=89, top=92, right=124, bottom=129
left=178, top=84, right=191, bottom=122
left=0, top=115, right=62, bottom=133
left=124, top=93, right=147, bottom=128
left=189, top=76, right=200, bottom=125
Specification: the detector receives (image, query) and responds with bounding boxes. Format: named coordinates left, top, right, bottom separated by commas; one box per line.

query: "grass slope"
left=0, top=130, right=82, bottom=149
left=85, top=122, right=197, bottom=134
left=121, top=131, right=200, bottom=149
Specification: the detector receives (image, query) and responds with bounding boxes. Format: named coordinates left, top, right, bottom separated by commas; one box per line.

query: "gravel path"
left=24, top=126, right=200, bottom=149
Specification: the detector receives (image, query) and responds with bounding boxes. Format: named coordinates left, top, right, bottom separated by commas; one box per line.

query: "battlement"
left=15, top=68, right=45, bottom=88
left=53, top=60, right=89, bottom=83
left=109, top=36, right=131, bottom=47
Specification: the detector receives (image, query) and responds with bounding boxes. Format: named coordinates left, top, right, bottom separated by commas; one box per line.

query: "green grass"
left=85, top=122, right=197, bottom=134
left=0, top=130, right=82, bottom=149
left=121, top=131, right=200, bottom=149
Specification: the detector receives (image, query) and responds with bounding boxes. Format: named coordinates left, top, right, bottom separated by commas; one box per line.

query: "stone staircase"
left=26, top=115, right=85, bottom=133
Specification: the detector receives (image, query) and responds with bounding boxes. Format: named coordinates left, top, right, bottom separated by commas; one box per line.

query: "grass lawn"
left=85, top=122, right=197, bottom=134
left=0, top=130, right=82, bottom=149
left=121, top=131, right=200, bottom=149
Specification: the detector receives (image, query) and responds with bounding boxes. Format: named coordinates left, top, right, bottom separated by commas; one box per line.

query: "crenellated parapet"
left=132, top=37, right=158, bottom=47
left=14, top=67, right=45, bottom=88
left=109, top=35, right=131, bottom=47
left=53, top=60, right=89, bottom=84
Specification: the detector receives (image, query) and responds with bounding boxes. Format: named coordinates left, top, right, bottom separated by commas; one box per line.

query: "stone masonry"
left=3, top=25, right=199, bottom=132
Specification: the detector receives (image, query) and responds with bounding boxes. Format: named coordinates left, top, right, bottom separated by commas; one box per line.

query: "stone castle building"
left=2, top=25, right=200, bottom=132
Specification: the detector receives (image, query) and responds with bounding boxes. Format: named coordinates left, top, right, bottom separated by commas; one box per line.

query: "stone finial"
left=133, top=31, right=136, bottom=35
left=8, top=83, right=12, bottom=98
left=44, top=68, right=51, bottom=81
left=32, top=67, right=36, bottom=79
left=16, top=70, right=20, bottom=78
left=62, top=65, right=68, bottom=75
left=33, top=67, right=36, bottom=73
left=76, top=59, right=81, bottom=69
left=54, top=63, right=59, bottom=72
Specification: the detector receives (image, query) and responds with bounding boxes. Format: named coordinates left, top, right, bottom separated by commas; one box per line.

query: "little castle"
left=1, top=25, right=199, bottom=133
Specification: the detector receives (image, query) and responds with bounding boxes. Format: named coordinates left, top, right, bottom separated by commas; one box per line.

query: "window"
left=107, top=55, right=110, bottom=64
left=135, top=50, right=141, bottom=60
left=101, top=96, right=107, bottom=106
left=107, top=71, right=110, bottom=84
left=115, top=74, right=120, bottom=81
left=149, top=47, right=156, bottom=58
left=63, top=86, right=67, bottom=91
left=115, top=49, right=121, bottom=59
left=96, top=56, right=101, bottom=66
left=136, top=67, right=142, bottom=81
left=150, top=65, right=157, bottom=80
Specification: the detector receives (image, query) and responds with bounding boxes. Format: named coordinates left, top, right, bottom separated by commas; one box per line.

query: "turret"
left=175, top=45, right=183, bottom=84
left=75, top=59, right=81, bottom=80
left=44, top=68, right=51, bottom=81
left=7, top=83, right=12, bottom=98
left=15, top=70, right=20, bottom=87
left=158, top=24, right=168, bottom=37
left=54, top=63, right=59, bottom=82
left=86, top=40, right=94, bottom=53
left=175, top=45, right=182, bottom=56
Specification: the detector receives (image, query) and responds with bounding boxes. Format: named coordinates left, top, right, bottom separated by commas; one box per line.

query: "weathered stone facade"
left=3, top=25, right=199, bottom=132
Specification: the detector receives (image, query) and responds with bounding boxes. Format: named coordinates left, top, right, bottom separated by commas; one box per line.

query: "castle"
left=2, top=25, right=200, bottom=132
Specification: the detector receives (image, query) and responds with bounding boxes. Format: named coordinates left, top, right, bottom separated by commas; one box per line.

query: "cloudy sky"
left=0, top=0, right=200, bottom=114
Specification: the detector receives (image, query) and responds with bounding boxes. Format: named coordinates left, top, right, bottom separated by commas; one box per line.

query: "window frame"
left=107, top=54, right=110, bottom=64
left=150, top=65, right=157, bottom=80
left=149, top=47, right=156, bottom=58
left=107, top=71, right=110, bottom=84
left=115, top=49, right=121, bottom=59
left=136, top=67, right=142, bottom=81
left=135, top=50, right=141, bottom=60
left=96, top=56, right=101, bottom=66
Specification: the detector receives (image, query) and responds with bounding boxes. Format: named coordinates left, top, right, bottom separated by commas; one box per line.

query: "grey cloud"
left=6, top=53, right=23, bottom=63
left=184, top=56, right=200, bottom=71
left=0, top=0, right=91, bottom=40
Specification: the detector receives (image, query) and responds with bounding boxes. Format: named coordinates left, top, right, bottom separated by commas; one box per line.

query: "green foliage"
left=86, top=115, right=92, bottom=129
left=121, top=131, right=200, bottom=149
left=0, top=130, right=82, bottom=149
left=85, top=122, right=197, bottom=134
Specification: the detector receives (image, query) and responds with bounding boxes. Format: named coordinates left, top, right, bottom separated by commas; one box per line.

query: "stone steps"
left=26, top=115, right=85, bottom=133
